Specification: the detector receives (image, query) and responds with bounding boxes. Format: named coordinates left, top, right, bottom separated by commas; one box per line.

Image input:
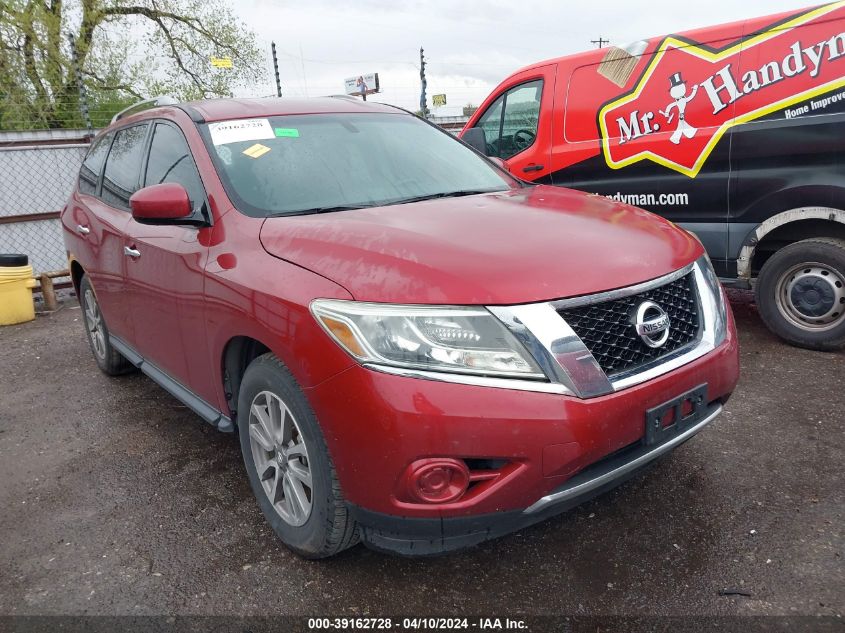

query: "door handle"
left=124, top=246, right=141, bottom=258
left=76, top=224, right=90, bottom=235
left=522, top=164, right=544, bottom=173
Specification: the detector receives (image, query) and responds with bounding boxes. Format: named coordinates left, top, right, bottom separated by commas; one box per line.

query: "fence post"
left=271, top=41, right=282, bottom=98
left=39, top=274, right=58, bottom=311
left=419, top=47, right=428, bottom=120
left=67, top=33, right=94, bottom=136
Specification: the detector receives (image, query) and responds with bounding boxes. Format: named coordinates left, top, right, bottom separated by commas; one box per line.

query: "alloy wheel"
left=248, top=390, right=313, bottom=527
left=83, top=288, right=107, bottom=359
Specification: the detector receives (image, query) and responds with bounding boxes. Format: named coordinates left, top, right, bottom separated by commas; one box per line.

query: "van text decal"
left=598, top=1, right=845, bottom=178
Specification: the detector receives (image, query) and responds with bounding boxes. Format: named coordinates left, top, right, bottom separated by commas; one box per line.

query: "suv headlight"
left=311, top=299, right=545, bottom=379
left=695, top=254, right=728, bottom=346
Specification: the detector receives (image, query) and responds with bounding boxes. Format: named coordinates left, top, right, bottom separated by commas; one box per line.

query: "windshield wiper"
left=390, top=189, right=499, bottom=206
left=267, top=204, right=374, bottom=217
left=266, top=190, right=500, bottom=217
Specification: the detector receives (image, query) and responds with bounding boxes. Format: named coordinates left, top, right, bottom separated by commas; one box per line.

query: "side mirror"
left=461, top=127, right=488, bottom=155
left=130, top=183, right=199, bottom=226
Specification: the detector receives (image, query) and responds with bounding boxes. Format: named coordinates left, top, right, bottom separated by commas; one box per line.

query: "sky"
left=237, top=0, right=821, bottom=115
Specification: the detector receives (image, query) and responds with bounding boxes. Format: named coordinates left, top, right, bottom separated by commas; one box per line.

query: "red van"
left=462, top=2, right=845, bottom=350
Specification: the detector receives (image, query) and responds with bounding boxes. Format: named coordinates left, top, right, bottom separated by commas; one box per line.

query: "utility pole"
left=419, top=47, right=428, bottom=120
left=591, top=37, right=610, bottom=48
left=67, top=32, right=93, bottom=136
left=271, top=41, right=282, bottom=97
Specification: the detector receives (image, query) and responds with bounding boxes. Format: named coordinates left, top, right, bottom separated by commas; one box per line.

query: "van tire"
left=755, top=238, right=845, bottom=351
left=237, top=353, right=359, bottom=558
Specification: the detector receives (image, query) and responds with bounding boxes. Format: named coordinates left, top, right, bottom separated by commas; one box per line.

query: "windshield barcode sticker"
left=209, top=118, right=274, bottom=146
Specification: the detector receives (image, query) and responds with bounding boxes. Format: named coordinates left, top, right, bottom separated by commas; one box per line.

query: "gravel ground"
left=0, top=292, right=842, bottom=623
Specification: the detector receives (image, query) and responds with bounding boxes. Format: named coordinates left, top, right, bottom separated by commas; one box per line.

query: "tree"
left=0, top=0, right=265, bottom=130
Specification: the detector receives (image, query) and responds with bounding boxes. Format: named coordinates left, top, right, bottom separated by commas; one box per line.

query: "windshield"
left=201, top=112, right=514, bottom=217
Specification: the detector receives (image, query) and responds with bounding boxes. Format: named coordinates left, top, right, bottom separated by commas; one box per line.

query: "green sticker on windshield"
left=274, top=128, right=300, bottom=138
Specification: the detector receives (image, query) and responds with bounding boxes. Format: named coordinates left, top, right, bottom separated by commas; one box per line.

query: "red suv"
left=62, top=97, right=739, bottom=558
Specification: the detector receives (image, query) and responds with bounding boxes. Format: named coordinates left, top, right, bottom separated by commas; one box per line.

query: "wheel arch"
left=221, top=335, right=272, bottom=425
left=70, top=258, right=85, bottom=296
left=737, top=207, right=845, bottom=281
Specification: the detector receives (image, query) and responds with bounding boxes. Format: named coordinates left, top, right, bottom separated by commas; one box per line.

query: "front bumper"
left=305, top=307, right=739, bottom=554
left=350, top=402, right=724, bottom=556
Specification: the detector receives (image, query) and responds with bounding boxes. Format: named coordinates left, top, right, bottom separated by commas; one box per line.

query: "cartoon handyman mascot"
left=660, top=72, right=698, bottom=144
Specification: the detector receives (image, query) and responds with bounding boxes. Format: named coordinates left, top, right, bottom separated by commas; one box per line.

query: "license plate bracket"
left=645, top=384, right=708, bottom=446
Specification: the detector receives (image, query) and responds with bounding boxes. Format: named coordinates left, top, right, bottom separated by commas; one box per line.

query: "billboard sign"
left=344, top=73, right=380, bottom=97
left=432, top=94, right=447, bottom=107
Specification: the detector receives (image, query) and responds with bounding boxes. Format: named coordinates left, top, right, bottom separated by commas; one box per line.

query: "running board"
left=109, top=335, right=234, bottom=433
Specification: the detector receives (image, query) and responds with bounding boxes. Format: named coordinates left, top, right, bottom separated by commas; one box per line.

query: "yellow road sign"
left=210, top=56, right=234, bottom=69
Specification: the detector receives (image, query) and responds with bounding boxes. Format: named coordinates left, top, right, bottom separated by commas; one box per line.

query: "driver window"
left=477, top=79, right=543, bottom=160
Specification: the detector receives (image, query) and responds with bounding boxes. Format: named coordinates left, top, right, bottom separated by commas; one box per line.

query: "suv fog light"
left=406, top=458, right=470, bottom=504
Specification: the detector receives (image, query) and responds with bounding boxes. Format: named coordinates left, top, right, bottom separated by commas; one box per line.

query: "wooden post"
left=40, top=273, right=58, bottom=311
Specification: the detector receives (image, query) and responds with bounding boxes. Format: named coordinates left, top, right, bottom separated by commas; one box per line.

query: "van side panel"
left=466, top=3, right=845, bottom=280
left=727, top=13, right=845, bottom=263
left=556, top=28, right=747, bottom=264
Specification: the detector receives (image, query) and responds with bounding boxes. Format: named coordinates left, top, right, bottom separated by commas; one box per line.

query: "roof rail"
left=110, top=96, right=179, bottom=124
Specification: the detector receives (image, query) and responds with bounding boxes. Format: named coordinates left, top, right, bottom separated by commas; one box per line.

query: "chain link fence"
left=0, top=130, right=93, bottom=275
left=0, top=21, right=128, bottom=281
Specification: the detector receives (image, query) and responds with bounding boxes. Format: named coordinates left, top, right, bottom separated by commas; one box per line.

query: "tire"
left=78, top=274, right=136, bottom=375
left=755, top=237, right=845, bottom=351
left=237, top=353, right=359, bottom=558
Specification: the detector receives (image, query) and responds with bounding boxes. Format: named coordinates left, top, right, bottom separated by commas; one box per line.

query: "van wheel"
left=78, top=275, right=136, bottom=375
left=755, top=238, right=845, bottom=351
left=237, top=353, right=359, bottom=558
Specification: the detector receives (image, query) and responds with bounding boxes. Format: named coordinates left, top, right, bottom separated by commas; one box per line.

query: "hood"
left=259, top=185, right=703, bottom=305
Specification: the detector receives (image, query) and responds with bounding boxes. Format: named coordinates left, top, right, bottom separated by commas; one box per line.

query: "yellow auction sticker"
left=243, top=143, right=271, bottom=159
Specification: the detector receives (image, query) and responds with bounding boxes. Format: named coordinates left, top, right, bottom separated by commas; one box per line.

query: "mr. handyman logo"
left=599, top=1, right=845, bottom=178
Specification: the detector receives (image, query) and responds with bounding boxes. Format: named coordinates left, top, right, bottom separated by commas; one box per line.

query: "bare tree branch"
left=82, top=68, right=142, bottom=97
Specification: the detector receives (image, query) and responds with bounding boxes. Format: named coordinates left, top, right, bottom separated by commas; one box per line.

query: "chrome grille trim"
left=488, top=258, right=724, bottom=398
left=609, top=260, right=723, bottom=391
left=556, top=270, right=702, bottom=377
left=488, top=303, right=612, bottom=399
left=550, top=263, right=695, bottom=311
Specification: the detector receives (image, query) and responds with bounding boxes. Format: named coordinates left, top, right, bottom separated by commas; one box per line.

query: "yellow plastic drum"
left=0, top=254, right=37, bottom=326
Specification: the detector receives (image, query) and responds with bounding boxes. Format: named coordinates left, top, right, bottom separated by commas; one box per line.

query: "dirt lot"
left=0, top=293, right=842, bottom=624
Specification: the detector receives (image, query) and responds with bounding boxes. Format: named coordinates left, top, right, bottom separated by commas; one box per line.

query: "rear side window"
left=144, top=123, right=206, bottom=212
left=101, top=124, right=149, bottom=210
left=475, top=80, right=543, bottom=160
left=78, top=133, right=113, bottom=195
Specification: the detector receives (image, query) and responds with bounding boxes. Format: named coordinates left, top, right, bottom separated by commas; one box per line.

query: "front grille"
left=557, top=272, right=700, bottom=377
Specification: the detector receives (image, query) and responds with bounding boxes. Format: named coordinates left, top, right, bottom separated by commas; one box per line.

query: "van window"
left=78, top=133, right=113, bottom=196
left=476, top=80, right=543, bottom=160
left=476, top=96, right=504, bottom=155
left=144, top=123, right=206, bottom=211
left=101, top=124, right=149, bottom=210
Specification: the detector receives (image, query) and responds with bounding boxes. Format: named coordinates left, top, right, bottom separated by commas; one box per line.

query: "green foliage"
left=0, top=0, right=266, bottom=130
